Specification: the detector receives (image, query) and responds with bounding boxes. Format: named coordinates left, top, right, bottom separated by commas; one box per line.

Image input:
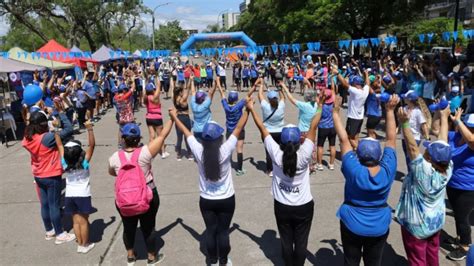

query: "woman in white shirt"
left=257, top=79, right=286, bottom=176
left=170, top=106, right=249, bottom=266
left=247, top=93, right=323, bottom=266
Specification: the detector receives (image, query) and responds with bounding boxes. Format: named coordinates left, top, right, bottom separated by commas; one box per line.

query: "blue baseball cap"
left=356, top=138, right=382, bottom=163
left=145, top=82, right=155, bottom=92
left=121, top=123, right=141, bottom=137
left=267, top=90, right=278, bottom=100
left=195, top=91, right=207, bottom=104
left=118, top=83, right=128, bottom=92
left=382, top=75, right=392, bottom=84
left=349, top=75, right=364, bottom=86
left=423, top=140, right=452, bottom=164
left=281, top=124, right=301, bottom=144
left=202, top=121, right=224, bottom=141
left=228, top=91, right=238, bottom=103
left=402, top=90, right=419, bottom=101
left=463, top=113, right=474, bottom=128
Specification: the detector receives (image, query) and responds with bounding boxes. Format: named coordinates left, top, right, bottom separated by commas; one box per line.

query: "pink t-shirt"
left=108, top=146, right=154, bottom=183
left=146, top=95, right=162, bottom=120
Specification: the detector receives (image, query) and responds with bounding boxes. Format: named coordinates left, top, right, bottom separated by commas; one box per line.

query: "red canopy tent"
left=36, top=39, right=97, bottom=68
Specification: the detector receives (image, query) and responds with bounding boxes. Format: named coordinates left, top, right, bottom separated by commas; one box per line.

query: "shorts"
left=86, top=99, right=96, bottom=109
left=146, top=118, right=163, bottom=127
left=366, top=115, right=382, bottom=130
left=64, top=196, right=93, bottom=215
left=226, top=129, right=245, bottom=140
left=345, top=118, right=363, bottom=137
left=317, top=127, right=336, bottom=147
left=234, top=78, right=241, bottom=85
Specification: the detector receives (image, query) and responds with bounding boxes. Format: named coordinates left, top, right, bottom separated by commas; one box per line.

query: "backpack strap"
left=130, top=147, right=142, bottom=164
left=118, top=150, right=129, bottom=165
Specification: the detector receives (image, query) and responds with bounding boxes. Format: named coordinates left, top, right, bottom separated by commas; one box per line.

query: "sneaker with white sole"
left=55, top=232, right=76, bottom=245
left=316, top=164, right=324, bottom=171
left=147, top=253, right=165, bottom=265
left=80, top=243, right=95, bottom=254
left=45, top=229, right=55, bottom=240
left=328, top=164, right=335, bottom=170
left=161, top=152, right=170, bottom=159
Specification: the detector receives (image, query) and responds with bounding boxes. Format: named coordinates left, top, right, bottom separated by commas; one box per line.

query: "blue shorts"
left=64, top=197, right=93, bottom=215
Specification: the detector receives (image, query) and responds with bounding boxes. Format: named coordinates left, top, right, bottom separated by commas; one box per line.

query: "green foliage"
left=154, top=20, right=187, bottom=50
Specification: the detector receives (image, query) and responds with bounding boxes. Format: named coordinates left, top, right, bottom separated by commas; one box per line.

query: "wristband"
left=316, top=108, right=322, bottom=114
left=454, top=119, right=461, bottom=127
left=401, top=122, right=410, bottom=129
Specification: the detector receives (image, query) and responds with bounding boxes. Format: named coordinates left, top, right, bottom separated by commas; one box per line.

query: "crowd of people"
left=19, top=49, right=474, bottom=266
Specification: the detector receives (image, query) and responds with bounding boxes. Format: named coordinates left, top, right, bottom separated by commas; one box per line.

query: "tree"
left=0, top=0, right=147, bottom=50
left=153, top=20, right=187, bottom=50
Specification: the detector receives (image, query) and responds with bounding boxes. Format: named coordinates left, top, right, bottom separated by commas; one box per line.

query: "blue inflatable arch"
left=180, top=32, right=257, bottom=51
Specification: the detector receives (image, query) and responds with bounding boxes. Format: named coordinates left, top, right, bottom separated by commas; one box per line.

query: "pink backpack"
left=115, top=148, right=153, bottom=217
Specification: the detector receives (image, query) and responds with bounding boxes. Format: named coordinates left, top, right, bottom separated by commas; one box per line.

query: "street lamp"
left=152, top=2, right=171, bottom=50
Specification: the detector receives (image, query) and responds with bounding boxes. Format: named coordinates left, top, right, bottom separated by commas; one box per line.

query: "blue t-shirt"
left=337, top=148, right=397, bottom=237
left=222, top=99, right=246, bottom=132
left=206, top=68, right=213, bottom=79
left=191, top=96, right=212, bottom=133
left=409, top=79, right=424, bottom=97
left=448, top=93, right=463, bottom=113
left=177, top=71, right=185, bottom=82
left=75, top=89, right=88, bottom=108
left=250, top=69, right=258, bottom=78
left=447, top=131, right=474, bottom=190
left=242, top=68, right=250, bottom=78
left=295, top=101, right=317, bottom=132
left=319, top=103, right=334, bottom=129
left=109, top=77, right=117, bottom=94
left=366, top=93, right=382, bottom=117
left=83, top=80, right=96, bottom=100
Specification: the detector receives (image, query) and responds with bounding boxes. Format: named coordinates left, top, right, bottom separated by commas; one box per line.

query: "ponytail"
left=280, top=142, right=300, bottom=178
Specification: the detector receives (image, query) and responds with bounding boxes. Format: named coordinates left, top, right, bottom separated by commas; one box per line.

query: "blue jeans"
left=35, top=176, right=63, bottom=234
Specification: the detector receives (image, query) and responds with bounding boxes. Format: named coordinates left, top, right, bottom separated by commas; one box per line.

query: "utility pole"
left=452, top=0, right=460, bottom=57
left=151, top=2, right=171, bottom=50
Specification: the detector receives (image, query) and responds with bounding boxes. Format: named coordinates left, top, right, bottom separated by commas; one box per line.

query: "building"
left=221, top=12, right=240, bottom=30
left=239, top=0, right=251, bottom=13
left=424, top=0, right=474, bottom=27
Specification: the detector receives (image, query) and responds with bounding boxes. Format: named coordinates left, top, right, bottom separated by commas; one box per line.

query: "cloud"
left=140, top=12, right=217, bottom=33
left=0, top=16, right=10, bottom=36
left=175, top=6, right=195, bottom=15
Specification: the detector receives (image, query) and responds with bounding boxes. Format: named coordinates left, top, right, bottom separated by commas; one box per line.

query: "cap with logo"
left=356, top=138, right=382, bottom=163
left=202, top=121, right=224, bottom=141
left=121, top=123, right=141, bottom=137
left=423, top=140, right=452, bottom=164
left=281, top=124, right=301, bottom=144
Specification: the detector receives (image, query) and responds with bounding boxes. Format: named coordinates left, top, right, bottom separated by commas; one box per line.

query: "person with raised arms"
left=190, top=72, right=216, bottom=142
left=333, top=93, right=399, bottom=266
left=108, top=119, right=174, bottom=266
left=257, top=78, right=286, bottom=177
left=247, top=91, right=323, bottom=266
left=169, top=102, right=250, bottom=266
left=173, top=78, right=193, bottom=161
left=333, top=66, right=370, bottom=149
left=395, top=104, right=453, bottom=266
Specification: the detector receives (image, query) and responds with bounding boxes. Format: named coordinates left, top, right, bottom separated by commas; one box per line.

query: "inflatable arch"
left=180, top=32, right=257, bottom=51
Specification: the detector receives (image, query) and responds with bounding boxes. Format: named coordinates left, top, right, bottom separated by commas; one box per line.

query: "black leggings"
left=274, top=200, right=314, bottom=266
left=175, top=114, right=192, bottom=156
left=117, top=188, right=160, bottom=253
left=199, top=195, right=235, bottom=264
left=219, top=76, right=227, bottom=90
left=447, top=186, right=474, bottom=245
left=265, top=132, right=281, bottom=172
left=340, top=221, right=388, bottom=266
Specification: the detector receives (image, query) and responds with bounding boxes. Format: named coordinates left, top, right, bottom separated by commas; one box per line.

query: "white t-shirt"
left=64, top=162, right=91, bottom=197
left=187, top=135, right=237, bottom=200
left=403, top=106, right=426, bottom=141
left=347, top=85, right=369, bottom=120
left=264, top=136, right=314, bottom=206
left=217, top=65, right=226, bottom=77
left=108, top=146, right=155, bottom=184
left=423, top=80, right=436, bottom=100
left=261, top=100, right=285, bottom=133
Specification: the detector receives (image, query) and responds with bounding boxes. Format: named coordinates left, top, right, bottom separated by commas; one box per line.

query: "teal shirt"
left=395, top=155, right=452, bottom=239
left=295, top=101, right=317, bottom=132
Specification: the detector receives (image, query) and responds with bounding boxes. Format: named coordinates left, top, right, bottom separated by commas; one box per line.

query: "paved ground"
left=0, top=74, right=467, bottom=266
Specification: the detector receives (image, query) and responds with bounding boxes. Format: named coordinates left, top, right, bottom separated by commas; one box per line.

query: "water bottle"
left=428, top=97, right=449, bottom=112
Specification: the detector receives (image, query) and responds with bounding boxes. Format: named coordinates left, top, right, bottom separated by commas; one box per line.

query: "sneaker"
left=177, top=156, right=182, bottom=162
left=127, top=256, right=136, bottom=266
left=221, top=258, right=232, bottom=266
left=316, top=164, right=324, bottom=171
left=187, top=154, right=194, bottom=161
left=268, top=171, right=273, bottom=177
left=328, top=164, right=335, bottom=170
left=45, top=229, right=55, bottom=240
left=447, top=246, right=467, bottom=261
left=161, top=152, right=170, bottom=159
left=147, top=253, right=165, bottom=265
left=55, top=232, right=76, bottom=245
left=80, top=243, right=95, bottom=254
left=236, top=169, right=246, bottom=176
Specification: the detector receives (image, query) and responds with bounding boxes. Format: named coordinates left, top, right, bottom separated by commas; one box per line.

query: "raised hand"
left=450, top=107, right=463, bottom=122
left=333, top=96, right=342, bottom=113
left=397, top=108, right=409, bottom=123
left=385, top=95, right=400, bottom=111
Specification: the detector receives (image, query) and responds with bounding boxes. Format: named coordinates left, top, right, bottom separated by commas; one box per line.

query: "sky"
left=0, top=0, right=243, bottom=36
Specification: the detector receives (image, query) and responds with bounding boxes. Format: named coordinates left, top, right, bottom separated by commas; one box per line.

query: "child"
left=55, top=121, right=96, bottom=253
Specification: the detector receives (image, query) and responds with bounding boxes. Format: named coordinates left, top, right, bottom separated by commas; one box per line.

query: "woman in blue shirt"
left=333, top=93, right=399, bottom=266
left=190, top=73, right=216, bottom=142
left=445, top=111, right=474, bottom=261
left=366, top=75, right=383, bottom=139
